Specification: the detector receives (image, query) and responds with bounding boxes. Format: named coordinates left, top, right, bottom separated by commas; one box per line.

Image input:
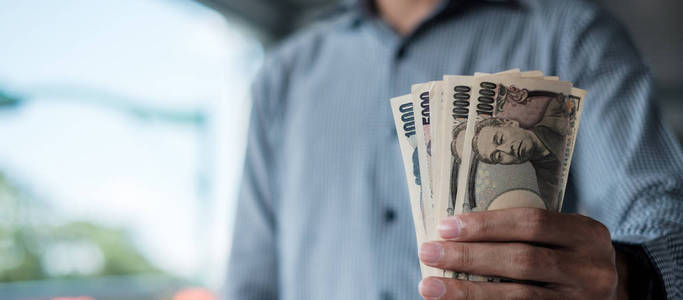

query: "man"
left=227, top=0, right=682, bottom=299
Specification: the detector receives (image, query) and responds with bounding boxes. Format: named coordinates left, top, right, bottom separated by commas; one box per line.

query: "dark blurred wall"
left=598, top=0, right=683, bottom=89
left=598, top=0, right=683, bottom=140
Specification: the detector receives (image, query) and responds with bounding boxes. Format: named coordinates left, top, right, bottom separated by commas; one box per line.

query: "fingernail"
left=419, top=278, right=446, bottom=298
left=419, top=242, right=443, bottom=264
left=438, top=216, right=463, bottom=239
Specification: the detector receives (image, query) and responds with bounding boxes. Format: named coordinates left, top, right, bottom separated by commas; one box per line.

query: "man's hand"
left=417, top=208, right=624, bottom=300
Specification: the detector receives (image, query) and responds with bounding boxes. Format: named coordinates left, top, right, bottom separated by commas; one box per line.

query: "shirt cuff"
left=613, top=242, right=667, bottom=299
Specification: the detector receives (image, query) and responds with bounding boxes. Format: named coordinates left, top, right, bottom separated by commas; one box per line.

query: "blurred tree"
left=0, top=172, right=162, bottom=282
left=0, top=89, right=21, bottom=109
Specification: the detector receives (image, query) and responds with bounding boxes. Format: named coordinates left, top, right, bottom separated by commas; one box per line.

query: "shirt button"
left=380, top=290, right=393, bottom=300
left=384, top=208, right=396, bottom=223
left=396, top=46, right=407, bottom=59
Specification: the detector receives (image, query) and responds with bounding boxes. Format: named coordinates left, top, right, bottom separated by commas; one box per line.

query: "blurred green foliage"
left=0, top=89, right=21, bottom=108
left=0, top=172, right=161, bottom=282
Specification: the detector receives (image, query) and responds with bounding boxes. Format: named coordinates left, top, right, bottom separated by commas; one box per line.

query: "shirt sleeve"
left=558, top=4, right=683, bottom=298
left=225, top=61, right=283, bottom=300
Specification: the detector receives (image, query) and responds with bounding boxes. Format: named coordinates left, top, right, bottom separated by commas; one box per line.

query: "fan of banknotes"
left=390, top=69, right=587, bottom=280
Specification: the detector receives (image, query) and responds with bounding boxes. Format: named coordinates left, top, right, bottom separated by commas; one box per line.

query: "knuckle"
left=523, top=208, right=548, bottom=238
left=525, top=208, right=547, bottom=224
left=447, top=279, right=472, bottom=300
left=579, top=215, right=611, bottom=241
left=594, top=222, right=611, bottom=241
left=512, top=244, right=539, bottom=277
left=470, top=215, right=492, bottom=237
left=594, top=267, right=618, bottom=296
left=452, top=243, right=474, bottom=269
left=542, top=248, right=563, bottom=274
left=581, top=266, right=618, bottom=298
left=506, top=286, right=538, bottom=300
left=460, top=282, right=476, bottom=300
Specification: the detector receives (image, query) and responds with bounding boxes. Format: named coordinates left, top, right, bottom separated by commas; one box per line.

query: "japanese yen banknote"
left=390, top=70, right=587, bottom=281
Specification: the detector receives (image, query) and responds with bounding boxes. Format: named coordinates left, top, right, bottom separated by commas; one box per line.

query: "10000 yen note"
left=434, top=76, right=472, bottom=223
left=446, top=70, right=522, bottom=224
left=390, top=94, right=439, bottom=278
left=432, top=75, right=473, bottom=279
left=440, top=70, right=562, bottom=279
left=454, top=74, right=586, bottom=281
left=434, top=71, right=518, bottom=240
left=436, top=69, right=525, bottom=279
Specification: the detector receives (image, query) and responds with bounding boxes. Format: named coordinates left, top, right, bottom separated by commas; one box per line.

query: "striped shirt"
left=226, top=0, right=683, bottom=299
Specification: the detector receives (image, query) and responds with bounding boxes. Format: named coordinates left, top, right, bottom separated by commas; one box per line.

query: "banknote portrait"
left=452, top=86, right=578, bottom=211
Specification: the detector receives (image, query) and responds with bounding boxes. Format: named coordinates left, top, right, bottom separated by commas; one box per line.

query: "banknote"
left=411, top=81, right=437, bottom=242
left=437, top=70, right=521, bottom=225
left=456, top=75, right=579, bottom=212
left=425, top=81, right=444, bottom=241
left=429, top=75, right=473, bottom=279
left=390, top=95, right=425, bottom=238
left=434, top=75, right=472, bottom=224
left=390, top=94, right=433, bottom=278
left=435, top=70, right=524, bottom=278
left=453, top=74, right=585, bottom=281
left=429, top=82, right=443, bottom=199
left=392, top=70, right=586, bottom=282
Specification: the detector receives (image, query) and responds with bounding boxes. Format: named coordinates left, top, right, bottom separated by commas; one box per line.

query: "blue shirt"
left=226, top=0, right=683, bottom=299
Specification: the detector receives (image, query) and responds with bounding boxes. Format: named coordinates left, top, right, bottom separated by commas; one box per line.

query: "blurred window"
left=0, top=0, right=261, bottom=299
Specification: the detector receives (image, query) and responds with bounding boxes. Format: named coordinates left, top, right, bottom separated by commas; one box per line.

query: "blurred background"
left=0, top=0, right=680, bottom=299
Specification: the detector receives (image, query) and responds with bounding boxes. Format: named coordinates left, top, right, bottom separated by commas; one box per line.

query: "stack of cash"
left=390, top=69, right=586, bottom=279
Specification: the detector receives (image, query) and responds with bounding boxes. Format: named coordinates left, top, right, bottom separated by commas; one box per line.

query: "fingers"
left=419, top=241, right=570, bottom=283
left=438, top=207, right=611, bottom=247
left=419, top=277, right=558, bottom=300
